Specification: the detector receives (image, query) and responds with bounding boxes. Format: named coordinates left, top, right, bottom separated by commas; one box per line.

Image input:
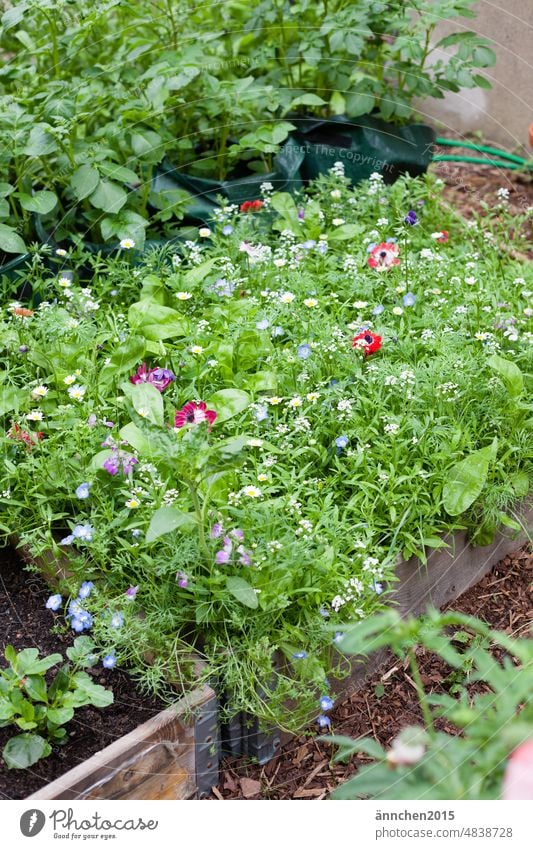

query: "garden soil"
left=213, top=545, right=533, bottom=800
left=0, top=547, right=165, bottom=799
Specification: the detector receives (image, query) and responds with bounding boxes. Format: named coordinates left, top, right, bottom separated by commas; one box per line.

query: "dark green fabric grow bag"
left=291, top=116, right=435, bottom=185
left=160, top=139, right=305, bottom=208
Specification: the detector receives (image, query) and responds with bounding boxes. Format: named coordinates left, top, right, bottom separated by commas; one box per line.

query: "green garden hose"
left=433, top=136, right=532, bottom=170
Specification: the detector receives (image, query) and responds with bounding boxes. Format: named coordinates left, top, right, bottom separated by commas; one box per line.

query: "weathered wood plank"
left=28, top=684, right=216, bottom=801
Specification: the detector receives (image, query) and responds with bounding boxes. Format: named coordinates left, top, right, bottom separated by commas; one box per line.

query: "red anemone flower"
left=352, top=330, right=382, bottom=356
left=174, top=401, right=217, bottom=430
left=367, top=242, right=400, bottom=271
left=240, top=200, right=264, bottom=213
left=437, top=230, right=449, bottom=243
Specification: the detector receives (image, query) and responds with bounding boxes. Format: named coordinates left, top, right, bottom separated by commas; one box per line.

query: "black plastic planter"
left=160, top=139, right=305, bottom=209
left=291, top=115, right=435, bottom=185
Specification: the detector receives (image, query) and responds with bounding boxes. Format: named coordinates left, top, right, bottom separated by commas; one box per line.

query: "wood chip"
left=240, top=777, right=262, bottom=798
left=293, top=787, right=326, bottom=798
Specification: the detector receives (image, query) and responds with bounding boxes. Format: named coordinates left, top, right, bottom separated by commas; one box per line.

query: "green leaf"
left=0, top=183, right=15, bottom=198
left=71, top=164, right=100, bottom=201
left=128, top=301, right=189, bottom=340
left=90, top=180, right=127, bottom=214
left=17, top=650, right=62, bottom=675
left=70, top=672, right=114, bottom=708
left=330, top=91, right=346, bottom=115
left=46, top=706, right=74, bottom=726
left=328, top=224, right=361, bottom=241
left=0, top=224, right=27, bottom=254
left=18, top=190, right=58, bottom=215
left=289, top=93, right=326, bottom=108
left=183, top=258, right=217, bottom=286
left=23, top=675, right=48, bottom=702
left=130, top=382, right=164, bottom=426
left=100, top=335, right=146, bottom=383
left=3, top=733, right=51, bottom=769
left=226, top=576, right=258, bottom=609
left=270, top=192, right=298, bottom=221
left=145, top=506, right=196, bottom=544
left=443, top=439, right=498, bottom=516
left=118, top=422, right=153, bottom=456
left=487, top=354, right=523, bottom=398
left=244, top=371, right=277, bottom=392
left=208, top=388, right=251, bottom=423
left=23, top=124, right=57, bottom=156
left=510, top=471, right=529, bottom=498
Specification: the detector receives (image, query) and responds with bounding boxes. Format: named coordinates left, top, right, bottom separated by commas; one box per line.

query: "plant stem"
left=408, top=646, right=436, bottom=738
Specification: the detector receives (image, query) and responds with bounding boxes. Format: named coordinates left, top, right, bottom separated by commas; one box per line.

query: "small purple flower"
left=213, top=278, right=235, bottom=297
left=216, top=548, right=231, bottom=564
left=103, top=653, right=117, bottom=669
left=75, top=482, right=91, bottom=499
left=121, top=454, right=138, bottom=476
left=103, top=451, right=120, bottom=476
left=317, top=714, right=331, bottom=729
left=271, top=326, right=284, bottom=337
left=402, top=292, right=416, bottom=307
left=176, top=572, right=189, bottom=589
left=333, top=631, right=344, bottom=645
left=237, top=545, right=252, bottom=566
left=404, top=210, right=417, bottom=226
left=317, top=243, right=328, bottom=255
left=297, top=343, right=312, bottom=360
left=110, top=612, right=124, bottom=628
left=78, top=581, right=94, bottom=599
left=371, top=581, right=384, bottom=594
left=302, top=240, right=316, bottom=250
left=298, top=209, right=305, bottom=220
left=210, top=522, right=223, bottom=538
left=256, top=319, right=270, bottom=330
left=222, top=225, right=233, bottom=236
left=319, top=607, right=330, bottom=618
left=231, top=528, right=244, bottom=540
left=372, top=304, right=385, bottom=316
left=320, top=695, right=334, bottom=712
left=131, top=529, right=142, bottom=539
left=125, top=585, right=139, bottom=599
left=293, top=651, right=308, bottom=659
left=60, top=534, right=75, bottom=545
left=18, top=345, right=29, bottom=353
left=46, top=594, right=62, bottom=611
left=87, top=413, right=98, bottom=427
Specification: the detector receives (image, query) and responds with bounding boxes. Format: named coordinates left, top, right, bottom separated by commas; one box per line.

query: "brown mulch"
left=214, top=547, right=533, bottom=799
left=431, top=148, right=533, bottom=257
left=0, top=547, right=166, bottom=799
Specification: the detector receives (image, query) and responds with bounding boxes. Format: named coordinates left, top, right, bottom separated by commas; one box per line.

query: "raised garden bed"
left=214, top=543, right=533, bottom=799
left=0, top=547, right=218, bottom=800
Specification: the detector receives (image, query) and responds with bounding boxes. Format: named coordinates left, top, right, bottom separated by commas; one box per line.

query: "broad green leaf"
left=270, top=192, right=298, bottom=221
left=18, top=190, right=58, bottom=215
left=119, top=422, right=153, bottom=456
left=487, top=354, right=523, bottom=398
left=100, top=335, right=145, bottom=382
left=0, top=183, right=14, bottom=198
left=328, top=224, right=361, bottom=241
left=226, top=576, right=258, bottom=609
left=46, top=706, right=74, bottom=726
left=510, top=471, right=529, bottom=498
left=23, top=675, right=48, bottom=702
left=183, top=258, right=217, bottom=286
left=443, top=440, right=498, bottom=516
left=90, top=180, right=127, bottom=214
left=130, top=382, right=164, bottom=426
left=0, top=385, right=26, bottom=415
left=128, top=301, right=189, bottom=340
left=289, top=93, right=326, bottom=108
left=17, top=649, right=62, bottom=675
left=3, top=733, right=51, bottom=769
left=244, top=370, right=277, bottom=392
left=70, top=672, right=114, bottom=708
left=208, top=388, right=251, bottom=423
left=23, top=124, right=57, bottom=156
left=145, top=506, right=196, bottom=543
left=71, top=164, right=100, bottom=201
left=0, top=224, right=27, bottom=254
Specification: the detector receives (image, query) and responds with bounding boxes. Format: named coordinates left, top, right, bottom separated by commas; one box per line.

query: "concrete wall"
left=417, top=0, right=533, bottom=152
